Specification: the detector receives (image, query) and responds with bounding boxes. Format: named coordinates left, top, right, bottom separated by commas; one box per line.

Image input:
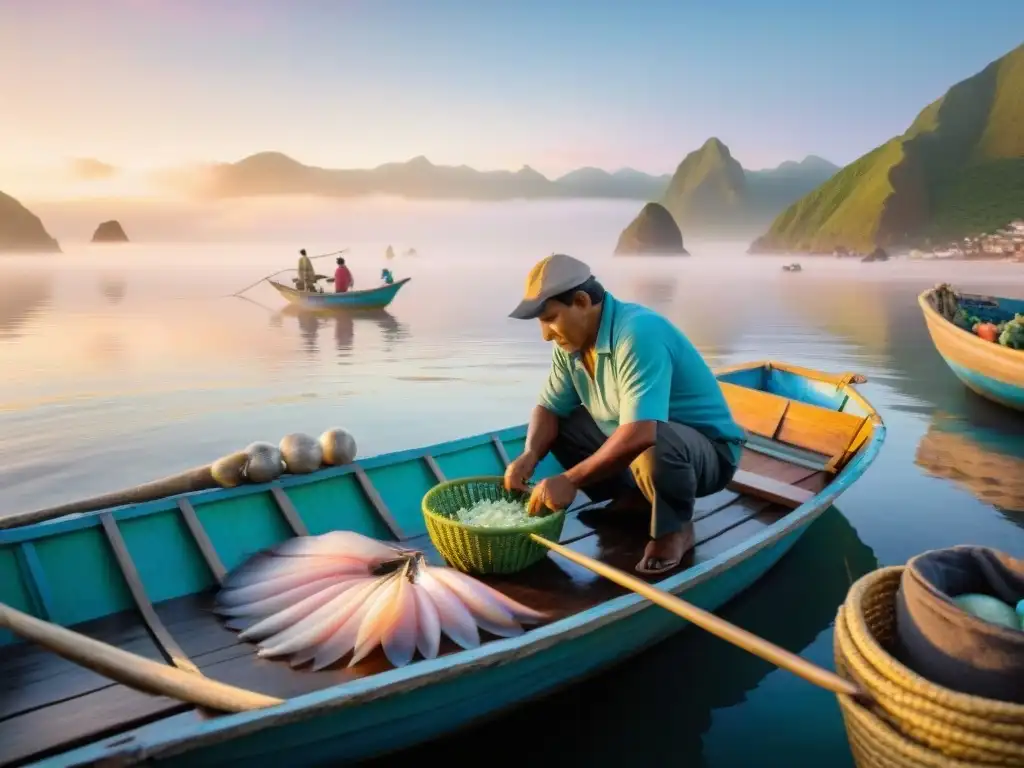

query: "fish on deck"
left=0, top=359, right=884, bottom=767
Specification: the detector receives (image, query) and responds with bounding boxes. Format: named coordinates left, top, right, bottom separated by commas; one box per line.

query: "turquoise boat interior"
left=0, top=361, right=884, bottom=766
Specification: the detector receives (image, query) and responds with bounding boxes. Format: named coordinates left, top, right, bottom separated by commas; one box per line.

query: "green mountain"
left=621, top=139, right=838, bottom=239
left=193, top=148, right=832, bottom=210
left=661, top=138, right=748, bottom=232
left=751, top=43, right=1024, bottom=254
left=197, top=153, right=671, bottom=201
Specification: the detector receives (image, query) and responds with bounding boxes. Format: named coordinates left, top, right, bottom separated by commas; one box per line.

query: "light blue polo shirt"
left=538, top=292, right=745, bottom=464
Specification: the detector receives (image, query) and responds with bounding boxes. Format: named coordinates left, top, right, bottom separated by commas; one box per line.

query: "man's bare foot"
left=635, top=523, right=695, bottom=575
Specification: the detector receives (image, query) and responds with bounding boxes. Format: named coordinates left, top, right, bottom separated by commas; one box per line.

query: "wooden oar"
left=529, top=533, right=867, bottom=700
left=0, top=602, right=282, bottom=712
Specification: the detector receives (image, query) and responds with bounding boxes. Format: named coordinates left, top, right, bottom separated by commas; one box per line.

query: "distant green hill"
left=619, top=139, right=837, bottom=240
left=751, top=43, right=1024, bottom=254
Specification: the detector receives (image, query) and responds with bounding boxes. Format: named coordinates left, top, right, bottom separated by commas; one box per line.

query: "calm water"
left=1, top=200, right=1023, bottom=766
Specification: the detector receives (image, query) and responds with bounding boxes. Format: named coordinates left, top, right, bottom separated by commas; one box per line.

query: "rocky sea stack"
left=91, top=220, right=129, bottom=243
left=0, top=192, right=61, bottom=253
left=615, top=202, right=688, bottom=255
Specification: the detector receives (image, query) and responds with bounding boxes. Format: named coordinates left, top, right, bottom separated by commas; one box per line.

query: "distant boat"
left=269, top=277, right=410, bottom=310
left=782, top=263, right=802, bottom=272
left=918, top=286, right=1024, bottom=412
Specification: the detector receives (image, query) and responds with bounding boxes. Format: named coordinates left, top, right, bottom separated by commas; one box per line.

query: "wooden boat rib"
left=0, top=360, right=885, bottom=767
left=918, top=286, right=1024, bottom=412
left=268, top=277, right=410, bottom=310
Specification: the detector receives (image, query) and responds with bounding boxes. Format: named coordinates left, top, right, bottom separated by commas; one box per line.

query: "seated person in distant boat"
left=503, top=254, right=746, bottom=576
left=334, top=257, right=354, bottom=293
left=295, top=248, right=328, bottom=292
left=381, top=268, right=394, bottom=285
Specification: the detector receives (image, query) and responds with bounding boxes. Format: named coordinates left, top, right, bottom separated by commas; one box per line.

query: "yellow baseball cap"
left=509, top=253, right=592, bottom=319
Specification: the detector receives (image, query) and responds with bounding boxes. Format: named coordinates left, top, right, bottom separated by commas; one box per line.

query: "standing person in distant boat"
left=296, top=249, right=327, bottom=292
left=503, top=253, right=746, bottom=575
left=334, top=256, right=354, bottom=293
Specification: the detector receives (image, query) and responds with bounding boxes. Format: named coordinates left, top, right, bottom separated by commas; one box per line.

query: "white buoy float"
left=319, top=428, right=357, bottom=466
left=279, top=433, right=323, bottom=474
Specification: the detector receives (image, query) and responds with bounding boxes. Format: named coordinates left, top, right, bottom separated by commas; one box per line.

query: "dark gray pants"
left=551, top=408, right=738, bottom=539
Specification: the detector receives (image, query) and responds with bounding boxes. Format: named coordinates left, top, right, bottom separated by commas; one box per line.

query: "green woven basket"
left=421, top=475, right=566, bottom=575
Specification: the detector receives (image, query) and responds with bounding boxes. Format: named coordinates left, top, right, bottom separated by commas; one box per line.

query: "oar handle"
left=530, top=533, right=867, bottom=700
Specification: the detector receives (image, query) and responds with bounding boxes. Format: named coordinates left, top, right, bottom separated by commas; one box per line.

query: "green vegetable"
left=998, top=314, right=1024, bottom=349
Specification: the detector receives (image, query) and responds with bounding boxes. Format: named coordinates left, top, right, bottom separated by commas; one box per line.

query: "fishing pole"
left=228, top=248, right=349, bottom=298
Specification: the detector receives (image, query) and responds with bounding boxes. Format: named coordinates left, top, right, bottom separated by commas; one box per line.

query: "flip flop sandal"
left=635, top=553, right=683, bottom=576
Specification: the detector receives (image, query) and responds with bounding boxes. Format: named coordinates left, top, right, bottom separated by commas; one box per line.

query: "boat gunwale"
left=917, top=287, right=1024, bottom=372
left=30, top=361, right=888, bottom=764
left=268, top=277, right=410, bottom=302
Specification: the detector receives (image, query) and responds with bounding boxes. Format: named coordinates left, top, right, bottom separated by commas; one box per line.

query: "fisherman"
left=381, top=268, right=394, bottom=285
left=334, top=256, right=354, bottom=293
left=296, top=248, right=327, bottom=292
left=503, top=253, right=746, bottom=575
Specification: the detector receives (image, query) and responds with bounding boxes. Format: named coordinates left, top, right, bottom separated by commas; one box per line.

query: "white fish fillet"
left=273, top=531, right=402, bottom=563
left=220, top=553, right=352, bottom=590
left=216, top=576, right=349, bottom=618
left=429, top=567, right=519, bottom=631
left=349, top=574, right=403, bottom=666
left=312, top=576, right=395, bottom=670
left=412, top=584, right=441, bottom=659
left=417, top=568, right=481, bottom=650
left=239, top=580, right=363, bottom=641
left=257, top=577, right=379, bottom=658
left=217, top=561, right=368, bottom=607
left=219, top=532, right=551, bottom=671
left=380, top=574, right=418, bottom=668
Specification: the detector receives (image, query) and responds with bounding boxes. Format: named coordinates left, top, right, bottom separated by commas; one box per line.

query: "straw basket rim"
left=421, top=475, right=567, bottom=535
left=845, top=565, right=1024, bottom=720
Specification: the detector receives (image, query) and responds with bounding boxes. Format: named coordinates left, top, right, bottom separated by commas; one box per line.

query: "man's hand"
left=527, top=474, right=577, bottom=516
left=504, top=452, right=538, bottom=493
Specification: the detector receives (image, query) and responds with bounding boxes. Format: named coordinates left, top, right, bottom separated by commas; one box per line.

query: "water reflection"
left=98, top=274, right=127, bottom=305
left=275, top=306, right=409, bottom=356
left=0, top=270, right=53, bottom=339
left=616, top=275, right=753, bottom=360
left=369, top=506, right=878, bottom=767
left=915, top=406, right=1024, bottom=528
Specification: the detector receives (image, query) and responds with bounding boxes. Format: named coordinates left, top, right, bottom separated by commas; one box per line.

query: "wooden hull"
left=918, top=289, right=1024, bottom=412
left=90, top=530, right=808, bottom=768
left=269, top=278, right=410, bottom=309
left=1, top=361, right=885, bottom=767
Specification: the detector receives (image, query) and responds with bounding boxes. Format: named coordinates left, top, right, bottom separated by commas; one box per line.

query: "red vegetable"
left=973, top=323, right=999, bottom=343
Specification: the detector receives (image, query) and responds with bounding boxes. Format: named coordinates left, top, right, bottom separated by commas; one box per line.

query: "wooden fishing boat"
left=0, top=360, right=885, bottom=767
left=918, top=286, right=1024, bottom=412
left=268, top=277, right=410, bottom=310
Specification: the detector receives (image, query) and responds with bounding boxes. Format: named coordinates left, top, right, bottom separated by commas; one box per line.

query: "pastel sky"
left=2, top=0, right=1023, bottom=195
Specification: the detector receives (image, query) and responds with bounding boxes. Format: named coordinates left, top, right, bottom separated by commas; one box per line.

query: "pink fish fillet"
left=429, top=567, right=520, bottom=632
left=257, top=577, right=379, bottom=658
left=416, top=569, right=480, bottom=650
left=310, top=576, right=396, bottom=671
left=273, top=531, right=403, bottom=564
left=436, top=567, right=547, bottom=623
left=217, top=561, right=368, bottom=608
left=412, top=583, right=441, bottom=660
left=238, top=580, right=364, bottom=642
left=221, top=553, right=353, bottom=590
left=216, top=576, right=348, bottom=619
left=348, top=574, right=404, bottom=666
left=379, top=574, right=419, bottom=667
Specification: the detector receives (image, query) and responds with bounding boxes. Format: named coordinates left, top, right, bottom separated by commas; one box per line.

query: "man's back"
left=335, top=265, right=353, bottom=292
